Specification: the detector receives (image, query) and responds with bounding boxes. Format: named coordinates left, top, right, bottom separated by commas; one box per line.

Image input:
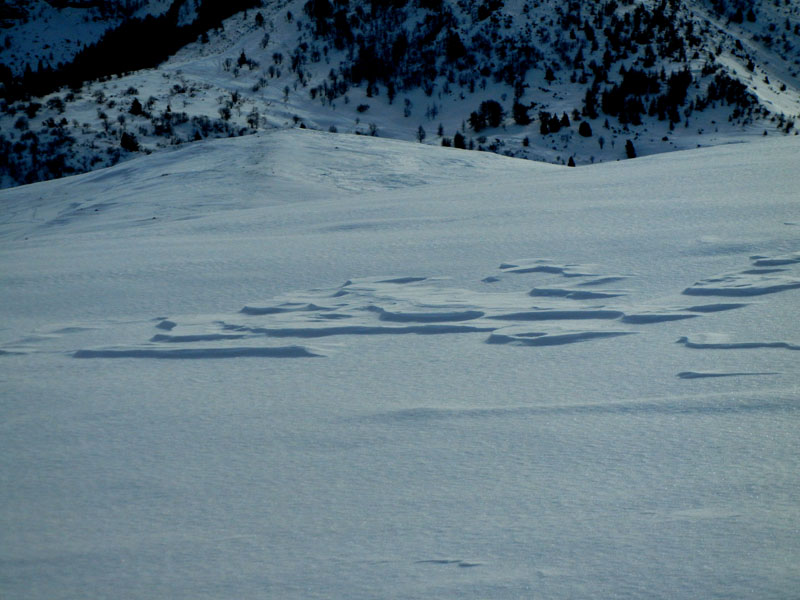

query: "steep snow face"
left=1, top=131, right=799, bottom=599
left=2, top=0, right=800, bottom=188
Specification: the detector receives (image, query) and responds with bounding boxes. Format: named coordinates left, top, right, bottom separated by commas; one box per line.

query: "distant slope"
left=0, top=128, right=560, bottom=242
left=1, top=0, right=799, bottom=188
left=0, top=0, right=176, bottom=77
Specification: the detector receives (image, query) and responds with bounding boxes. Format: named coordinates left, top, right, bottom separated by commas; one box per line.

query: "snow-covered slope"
left=2, top=130, right=799, bottom=599
left=2, top=0, right=800, bottom=188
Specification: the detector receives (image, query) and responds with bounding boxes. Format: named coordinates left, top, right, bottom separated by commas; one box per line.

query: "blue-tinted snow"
left=1, top=132, right=799, bottom=600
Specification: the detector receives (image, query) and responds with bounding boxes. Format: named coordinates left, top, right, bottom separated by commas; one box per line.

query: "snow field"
left=1, top=130, right=799, bottom=599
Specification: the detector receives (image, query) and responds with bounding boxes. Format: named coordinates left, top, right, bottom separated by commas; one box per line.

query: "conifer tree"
left=625, top=139, right=637, bottom=159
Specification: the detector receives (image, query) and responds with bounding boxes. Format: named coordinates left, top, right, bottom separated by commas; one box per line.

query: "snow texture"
left=1, top=131, right=799, bottom=600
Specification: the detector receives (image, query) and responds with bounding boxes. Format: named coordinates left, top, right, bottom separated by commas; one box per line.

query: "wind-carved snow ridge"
left=68, top=318, right=324, bottom=359
left=674, top=250, right=800, bottom=367
left=220, top=273, right=641, bottom=348
left=73, top=346, right=319, bottom=359
left=416, top=559, right=483, bottom=569
left=677, top=334, right=800, bottom=351
left=42, top=249, right=793, bottom=360
left=498, top=259, right=603, bottom=278
left=683, top=252, right=800, bottom=296
left=487, top=328, right=635, bottom=347
left=750, top=251, right=800, bottom=267
left=677, top=370, right=781, bottom=379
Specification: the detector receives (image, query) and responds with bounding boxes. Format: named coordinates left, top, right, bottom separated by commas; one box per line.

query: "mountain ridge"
left=1, top=0, right=799, bottom=188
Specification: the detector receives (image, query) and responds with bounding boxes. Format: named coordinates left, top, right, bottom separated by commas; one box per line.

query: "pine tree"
left=129, top=98, right=143, bottom=116
left=513, top=102, right=531, bottom=125
left=625, top=139, right=636, bottom=159
left=120, top=131, right=139, bottom=152
left=539, top=112, right=550, bottom=135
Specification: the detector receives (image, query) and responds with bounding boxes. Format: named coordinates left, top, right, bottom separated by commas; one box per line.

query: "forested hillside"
left=1, top=0, right=799, bottom=187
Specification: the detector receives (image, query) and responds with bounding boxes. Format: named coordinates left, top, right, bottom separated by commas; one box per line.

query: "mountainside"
left=1, top=0, right=800, bottom=187
left=0, top=0, right=176, bottom=78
